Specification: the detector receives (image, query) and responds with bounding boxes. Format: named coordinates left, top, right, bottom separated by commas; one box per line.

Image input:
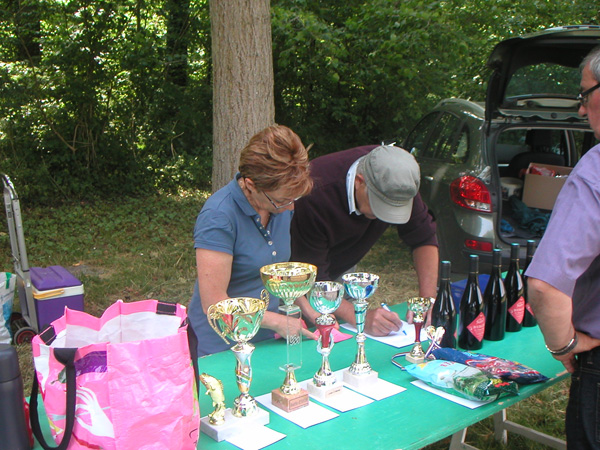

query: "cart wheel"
left=13, top=326, right=36, bottom=345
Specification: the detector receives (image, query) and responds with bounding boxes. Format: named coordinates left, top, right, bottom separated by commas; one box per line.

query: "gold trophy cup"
left=342, top=272, right=380, bottom=388
left=260, top=262, right=317, bottom=412
left=406, top=297, right=434, bottom=363
left=307, top=281, right=344, bottom=399
left=207, top=296, right=267, bottom=417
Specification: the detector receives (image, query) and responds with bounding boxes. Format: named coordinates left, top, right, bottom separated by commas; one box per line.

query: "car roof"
left=486, top=25, right=600, bottom=122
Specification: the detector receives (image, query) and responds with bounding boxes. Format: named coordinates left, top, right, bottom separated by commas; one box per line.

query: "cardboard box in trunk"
left=522, top=163, right=573, bottom=210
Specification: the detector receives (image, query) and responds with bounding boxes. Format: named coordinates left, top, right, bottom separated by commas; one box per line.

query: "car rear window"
left=505, top=63, right=581, bottom=98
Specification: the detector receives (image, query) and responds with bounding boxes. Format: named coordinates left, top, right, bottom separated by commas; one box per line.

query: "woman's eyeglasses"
left=577, top=81, right=600, bottom=107
left=263, top=191, right=300, bottom=209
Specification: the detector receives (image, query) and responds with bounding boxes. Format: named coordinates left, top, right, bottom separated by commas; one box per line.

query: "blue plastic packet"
left=432, top=348, right=548, bottom=385
left=406, top=359, right=519, bottom=402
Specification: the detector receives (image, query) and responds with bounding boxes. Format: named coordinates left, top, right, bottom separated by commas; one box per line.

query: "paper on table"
left=298, top=378, right=373, bottom=412
left=333, top=369, right=406, bottom=401
left=255, top=393, right=338, bottom=428
left=410, top=380, right=489, bottom=409
left=340, top=320, right=428, bottom=348
left=313, top=327, right=354, bottom=343
left=226, top=424, right=286, bottom=450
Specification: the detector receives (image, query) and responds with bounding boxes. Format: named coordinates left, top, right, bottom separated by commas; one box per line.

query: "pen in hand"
left=380, top=302, right=407, bottom=335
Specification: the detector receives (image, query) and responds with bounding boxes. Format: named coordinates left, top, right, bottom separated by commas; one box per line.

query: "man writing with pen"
left=291, top=144, right=439, bottom=336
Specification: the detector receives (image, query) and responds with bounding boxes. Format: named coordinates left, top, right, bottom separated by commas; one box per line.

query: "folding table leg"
left=492, top=409, right=566, bottom=450
left=449, top=428, right=479, bottom=450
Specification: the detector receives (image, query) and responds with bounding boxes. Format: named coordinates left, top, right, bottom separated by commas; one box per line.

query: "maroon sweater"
left=290, top=145, right=438, bottom=281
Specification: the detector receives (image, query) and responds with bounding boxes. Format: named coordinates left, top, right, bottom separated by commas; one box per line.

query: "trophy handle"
left=207, top=304, right=231, bottom=345
left=261, top=289, right=269, bottom=307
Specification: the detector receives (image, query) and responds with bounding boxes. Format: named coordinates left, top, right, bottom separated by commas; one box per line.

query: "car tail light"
left=450, top=176, right=492, bottom=212
left=465, top=239, right=493, bottom=252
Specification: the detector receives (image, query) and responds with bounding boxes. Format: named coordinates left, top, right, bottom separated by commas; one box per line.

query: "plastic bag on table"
left=406, top=359, right=519, bottom=402
left=432, top=347, right=548, bottom=385
left=0, top=273, right=15, bottom=344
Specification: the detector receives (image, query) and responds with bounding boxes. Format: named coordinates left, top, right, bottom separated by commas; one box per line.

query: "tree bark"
left=210, top=0, right=275, bottom=192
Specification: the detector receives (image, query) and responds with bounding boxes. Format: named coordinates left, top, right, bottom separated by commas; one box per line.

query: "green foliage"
left=0, top=0, right=598, bottom=203
left=271, top=0, right=598, bottom=156
left=0, top=0, right=212, bottom=204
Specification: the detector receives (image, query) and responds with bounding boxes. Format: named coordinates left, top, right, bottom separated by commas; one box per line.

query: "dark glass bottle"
left=484, top=249, right=507, bottom=341
left=522, top=239, right=537, bottom=327
left=505, top=243, right=525, bottom=332
left=431, top=261, right=457, bottom=348
left=458, top=255, right=485, bottom=350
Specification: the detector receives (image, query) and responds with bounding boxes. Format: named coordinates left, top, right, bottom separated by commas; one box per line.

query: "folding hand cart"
left=2, top=174, right=84, bottom=344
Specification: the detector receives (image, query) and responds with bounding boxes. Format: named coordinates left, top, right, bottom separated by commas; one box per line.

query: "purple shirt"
left=525, top=143, right=600, bottom=338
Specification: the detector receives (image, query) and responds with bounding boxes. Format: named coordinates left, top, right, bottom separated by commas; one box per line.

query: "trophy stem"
left=414, top=321, right=422, bottom=344
left=349, top=301, right=372, bottom=375
left=277, top=304, right=302, bottom=393
left=231, top=342, right=258, bottom=417
left=314, top=321, right=336, bottom=386
left=406, top=321, right=426, bottom=364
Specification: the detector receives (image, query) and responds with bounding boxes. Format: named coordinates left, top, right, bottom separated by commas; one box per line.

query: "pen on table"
left=380, top=302, right=407, bottom=335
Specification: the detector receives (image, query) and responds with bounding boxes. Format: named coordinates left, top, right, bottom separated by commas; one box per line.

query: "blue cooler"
left=30, top=266, right=84, bottom=330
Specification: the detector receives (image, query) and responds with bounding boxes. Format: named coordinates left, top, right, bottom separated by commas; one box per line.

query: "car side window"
left=404, top=113, right=439, bottom=159
left=431, top=113, right=467, bottom=164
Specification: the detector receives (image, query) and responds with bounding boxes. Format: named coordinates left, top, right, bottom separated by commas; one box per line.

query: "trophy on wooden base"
left=205, top=295, right=269, bottom=441
left=260, top=262, right=317, bottom=412
left=307, top=281, right=344, bottom=399
left=342, top=272, right=380, bottom=388
left=406, top=297, right=434, bottom=364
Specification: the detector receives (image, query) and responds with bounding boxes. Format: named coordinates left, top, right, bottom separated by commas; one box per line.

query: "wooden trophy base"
left=271, top=387, right=310, bottom=412
left=307, top=381, right=344, bottom=399
left=343, top=368, right=379, bottom=389
left=200, top=407, right=269, bottom=442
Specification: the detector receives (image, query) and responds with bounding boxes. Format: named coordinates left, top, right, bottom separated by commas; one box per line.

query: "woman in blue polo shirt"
left=188, top=125, right=318, bottom=356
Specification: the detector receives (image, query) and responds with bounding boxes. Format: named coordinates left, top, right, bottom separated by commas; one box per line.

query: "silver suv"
left=403, top=26, right=600, bottom=274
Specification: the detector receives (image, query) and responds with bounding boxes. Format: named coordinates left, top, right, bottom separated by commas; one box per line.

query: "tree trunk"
left=210, top=0, right=275, bottom=192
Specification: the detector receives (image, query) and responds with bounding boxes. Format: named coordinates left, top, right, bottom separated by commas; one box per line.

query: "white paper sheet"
left=226, top=425, right=286, bottom=450
left=255, top=393, right=339, bottom=428
left=340, top=320, right=428, bottom=348
left=410, top=380, right=489, bottom=409
left=335, top=369, right=406, bottom=400
left=298, top=378, right=373, bottom=412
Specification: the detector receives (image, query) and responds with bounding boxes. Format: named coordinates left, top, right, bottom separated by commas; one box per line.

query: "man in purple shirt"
left=291, top=145, right=439, bottom=336
left=527, top=46, right=600, bottom=449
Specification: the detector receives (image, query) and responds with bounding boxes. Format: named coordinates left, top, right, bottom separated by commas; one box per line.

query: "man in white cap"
left=291, top=144, right=439, bottom=336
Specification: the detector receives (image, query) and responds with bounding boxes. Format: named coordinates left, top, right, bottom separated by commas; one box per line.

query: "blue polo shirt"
left=188, top=175, right=292, bottom=356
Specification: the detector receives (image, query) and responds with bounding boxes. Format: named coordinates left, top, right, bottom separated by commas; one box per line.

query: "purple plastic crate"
left=30, top=266, right=84, bottom=330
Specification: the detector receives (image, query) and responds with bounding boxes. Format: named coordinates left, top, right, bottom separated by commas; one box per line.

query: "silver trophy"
left=342, top=272, right=380, bottom=388
left=307, top=281, right=344, bottom=398
left=260, top=262, right=317, bottom=412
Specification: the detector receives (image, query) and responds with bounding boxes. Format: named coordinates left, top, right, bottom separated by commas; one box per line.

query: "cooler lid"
left=30, top=265, right=82, bottom=290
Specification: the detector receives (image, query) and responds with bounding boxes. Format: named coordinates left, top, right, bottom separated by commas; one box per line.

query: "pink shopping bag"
left=30, top=299, right=200, bottom=450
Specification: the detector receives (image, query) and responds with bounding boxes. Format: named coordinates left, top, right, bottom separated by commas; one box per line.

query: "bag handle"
left=30, top=347, right=77, bottom=450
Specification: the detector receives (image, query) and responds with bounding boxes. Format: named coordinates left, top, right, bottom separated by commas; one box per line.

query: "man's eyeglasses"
left=577, top=81, right=600, bottom=107
left=263, top=191, right=300, bottom=209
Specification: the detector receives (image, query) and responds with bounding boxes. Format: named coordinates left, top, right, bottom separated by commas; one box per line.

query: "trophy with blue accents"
left=341, top=272, right=380, bottom=388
